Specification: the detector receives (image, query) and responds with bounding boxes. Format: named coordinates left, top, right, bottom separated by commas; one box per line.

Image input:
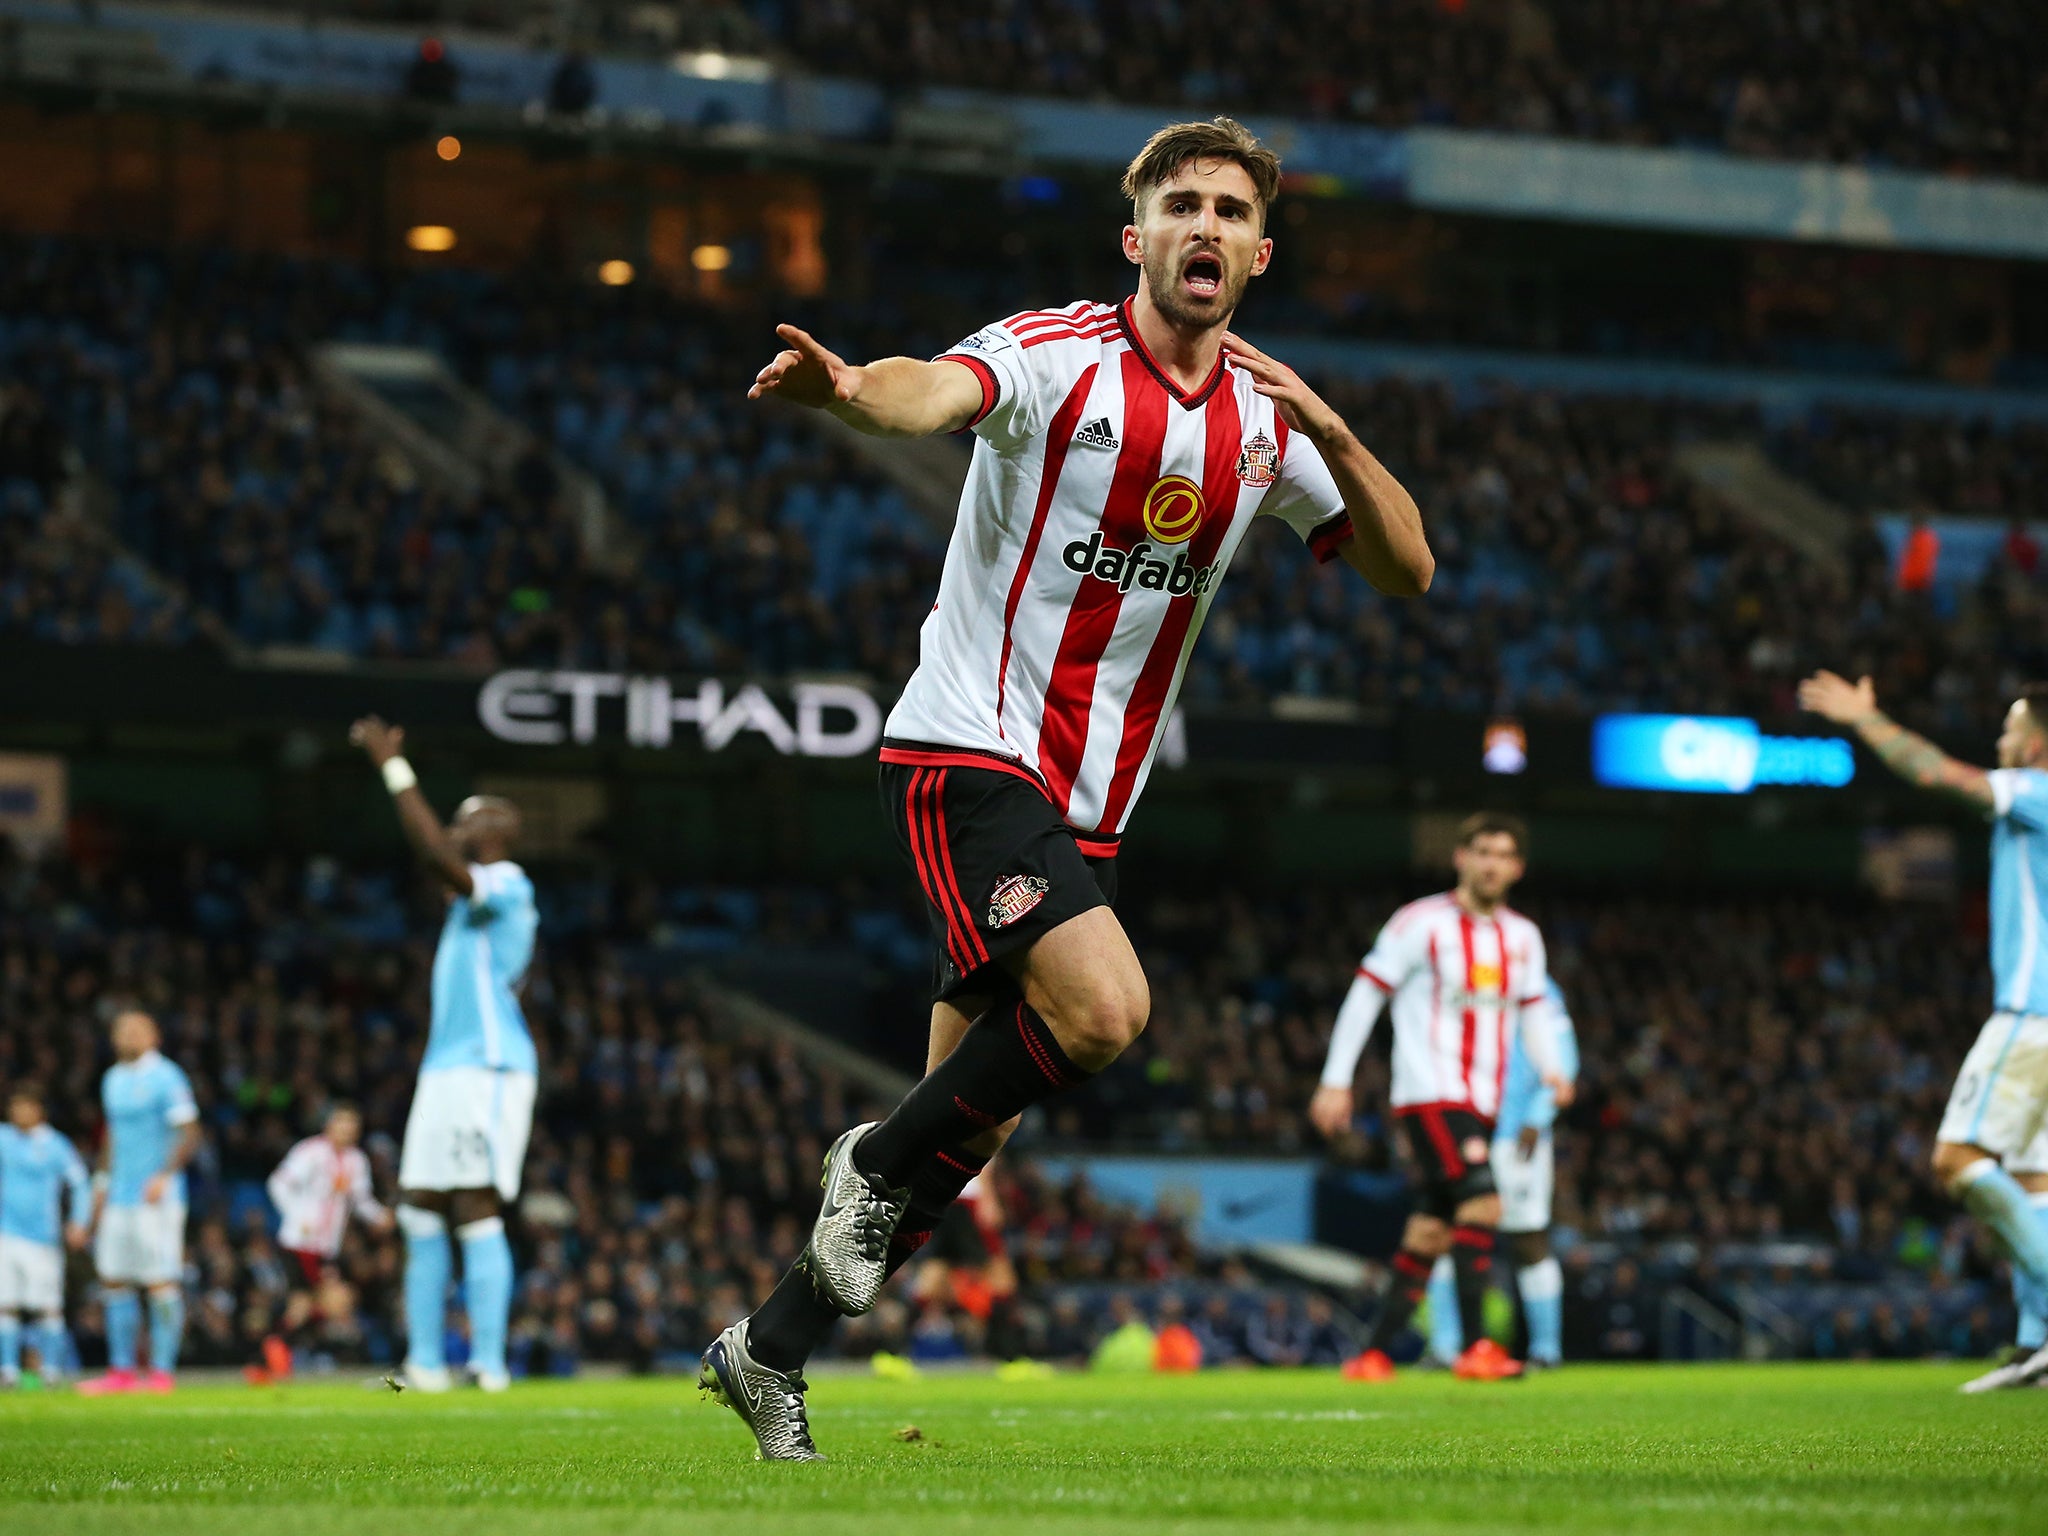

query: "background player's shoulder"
left=1391, top=892, right=1455, bottom=925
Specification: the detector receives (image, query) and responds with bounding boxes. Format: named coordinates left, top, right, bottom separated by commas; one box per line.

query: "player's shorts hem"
left=1395, top=1105, right=1498, bottom=1219
left=92, top=1202, right=186, bottom=1286
left=0, top=1233, right=65, bottom=1310
left=398, top=1067, right=537, bottom=1202
left=1494, top=1128, right=1555, bottom=1235
left=881, top=758, right=1118, bottom=1004
left=1936, top=1012, right=2048, bottom=1158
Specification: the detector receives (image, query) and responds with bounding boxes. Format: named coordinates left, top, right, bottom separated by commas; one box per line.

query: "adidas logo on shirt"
left=1073, top=417, right=1119, bottom=450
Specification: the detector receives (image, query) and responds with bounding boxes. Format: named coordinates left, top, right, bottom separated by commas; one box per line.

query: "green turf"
left=0, top=1364, right=2042, bottom=1535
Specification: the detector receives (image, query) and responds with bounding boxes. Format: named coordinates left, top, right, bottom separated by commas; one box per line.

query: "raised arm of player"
left=1220, top=331, right=1432, bottom=597
left=349, top=715, right=477, bottom=896
left=1797, top=671, right=1993, bottom=811
left=748, top=323, right=988, bottom=439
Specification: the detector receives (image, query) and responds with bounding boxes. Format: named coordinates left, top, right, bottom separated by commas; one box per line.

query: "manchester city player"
left=78, top=1011, right=200, bottom=1395
left=352, top=715, right=536, bottom=1393
left=0, top=1082, right=91, bottom=1387
left=1800, top=672, right=2048, bottom=1390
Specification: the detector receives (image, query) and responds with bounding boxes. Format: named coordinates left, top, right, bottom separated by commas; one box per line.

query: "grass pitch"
left=1, top=1363, right=2042, bottom=1535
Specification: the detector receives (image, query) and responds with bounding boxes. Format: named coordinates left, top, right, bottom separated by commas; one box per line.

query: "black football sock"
left=884, top=1144, right=991, bottom=1280
left=1451, top=1224, right=1497, bottom=1346
left=1364, top=1249, right=1433, bottom=1354
left=855, top=1003, right=1090, bottom=1184
left=743, top=1261, right=840, bottom=1373
left=746, top=1143, right=991, bottom=1373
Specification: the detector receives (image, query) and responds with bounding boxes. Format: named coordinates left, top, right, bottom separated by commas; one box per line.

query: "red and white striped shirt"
left=266, top=1135, right=385, bottom=1258
left=883, top=298, right=1353, bottom=845
left=1318, top=893, right=1553, bottom=1122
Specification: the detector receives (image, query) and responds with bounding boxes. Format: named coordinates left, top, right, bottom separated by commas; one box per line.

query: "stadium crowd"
left=772, top=0, right=2048, bottom=181
left=6, top=237, right=2043, bottom=736
left=0, top=824, right=2024, bottom=1369
left=0, top=838, right=1295, bottom=1374
left=97, top=0, right=2046, bottom=182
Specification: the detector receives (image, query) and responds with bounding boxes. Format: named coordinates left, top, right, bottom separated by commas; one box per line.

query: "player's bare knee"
left=1455, top=1193, right=1501, bottom=1228
left=1404, top=1215, right=1450, bottom=1256
left=1932, top=1141, right=1987, bottom=1189
left=449, top=1189, right=502, bottom=1228
left=1053, top=977, right=1149, bottom=1068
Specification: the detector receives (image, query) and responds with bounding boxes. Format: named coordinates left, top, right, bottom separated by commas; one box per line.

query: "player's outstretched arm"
left=1221, top=332, right=1432, bottom=597
left=748, top=323, right=986, bottom=438
left=1798, top=670, right=1993, bottom=810
left=349, top=715, right=477, bottom=895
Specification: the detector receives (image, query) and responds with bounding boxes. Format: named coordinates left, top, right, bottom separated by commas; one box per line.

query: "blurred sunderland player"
left=1800, top=672, right=2048, bottom=1393
left=706, top=115, right=1433, bottom=1459
left=77, top=1011, right=199, bottom=1396
left=0, top=1082, right=91, bottom=1387
left=1426, top=976, right=1579, bottom=1369
left=353, top=716, right=537, bottom=1394
left=259, top=1102, right=392, bottom=1379
left=1311, top=813, right=1572, bottom=1383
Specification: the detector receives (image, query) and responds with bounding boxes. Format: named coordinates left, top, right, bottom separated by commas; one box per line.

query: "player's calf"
left=1941, top=1143, right=2048, bottom=1297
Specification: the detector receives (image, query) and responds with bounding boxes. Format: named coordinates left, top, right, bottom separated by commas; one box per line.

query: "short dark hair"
left=7, top=1080, right=45, bottom=1108
left=1457, top=811, right=1528, bottom=857
left=326, top=1100, right=362, bottom=1122
left=1122, top=117, right=1282, bottom=230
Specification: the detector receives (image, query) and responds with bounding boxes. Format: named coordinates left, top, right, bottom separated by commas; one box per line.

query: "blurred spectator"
left=770, top=1, right=2048, bottom=183
left=548, top=51, right=597, bottom=116
left=1896, top=516, right=1940, bottom=593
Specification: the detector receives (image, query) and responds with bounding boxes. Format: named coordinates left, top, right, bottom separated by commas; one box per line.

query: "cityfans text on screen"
left=1592, top=713, right=1855, bottom=795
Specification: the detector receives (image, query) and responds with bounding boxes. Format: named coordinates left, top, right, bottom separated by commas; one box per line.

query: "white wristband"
left=381, top=757, right=419, bottom=795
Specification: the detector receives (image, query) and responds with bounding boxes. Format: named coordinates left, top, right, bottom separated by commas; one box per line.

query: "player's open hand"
left=142, top=1173, right=168, bottom=1205
left=1221, top=332, right=1335, bottom=439
left=1309, top=1084, right=1355, bottom=1140
left=349, top=715, right=404, bottom=765
left=1796, top=670, right=1877, bottom=726
left=65, top=1222, right=89, bottom=1252
left=1544, top=1073, right=1576, bottom=1110
left=749, top=324, right=864, bottom=409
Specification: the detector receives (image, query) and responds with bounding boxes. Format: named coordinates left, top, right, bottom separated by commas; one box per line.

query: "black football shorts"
left=879, top=745, right=1117, bottom=1003
left=1395, top=1104, right=1499, bottom=1219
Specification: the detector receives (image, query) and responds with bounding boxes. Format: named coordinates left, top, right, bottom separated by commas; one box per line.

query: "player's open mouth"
left=1182, top=253, right=1224, bottom=298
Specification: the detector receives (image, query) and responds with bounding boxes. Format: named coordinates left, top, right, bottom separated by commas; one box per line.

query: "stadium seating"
left=5, top=236, right=2039, bottom=731
left=0, top=830, right=2022, bottom=1367
left=769, top=0, right=2046, bottom=181
left=0, top=838, right=1249, bottom=1372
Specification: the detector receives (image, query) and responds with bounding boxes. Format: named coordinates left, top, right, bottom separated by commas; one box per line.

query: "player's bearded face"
left=1456, top=834, right=1525, bottom=903
left=1142, top=236, right=1255, bottom=330
left=1134, top=164, right=1268, bottom=330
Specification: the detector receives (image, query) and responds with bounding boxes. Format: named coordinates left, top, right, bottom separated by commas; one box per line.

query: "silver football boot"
left=699, top=1319, right=823, bottom=1461
left=802, top=1122, right=909, bottom=1317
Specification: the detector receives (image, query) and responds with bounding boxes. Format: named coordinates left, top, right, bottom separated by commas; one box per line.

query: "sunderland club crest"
left=988, top=873, right=1050, bottom=929
left=1236, top=430, right=1278, bottom=487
